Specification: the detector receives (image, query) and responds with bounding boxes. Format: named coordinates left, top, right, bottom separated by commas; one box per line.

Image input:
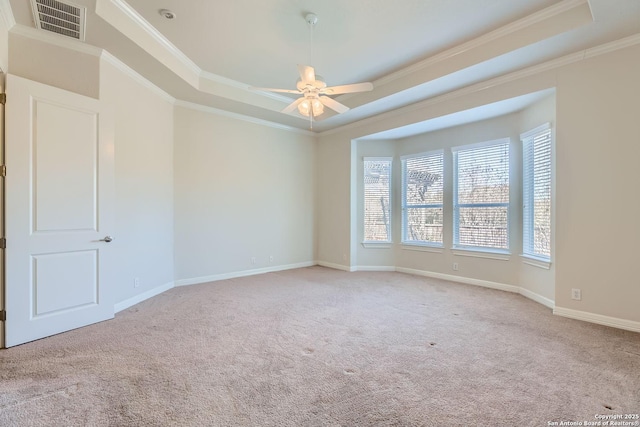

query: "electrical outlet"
left=452, top=262, right=459, bottom=271
left=571, top=288, right=581, bottom=300
left=269, top=255, right=274, bottom=263
left=251, top=257, right=256, bottom=265
left=134, top=277, right=140, bottom=288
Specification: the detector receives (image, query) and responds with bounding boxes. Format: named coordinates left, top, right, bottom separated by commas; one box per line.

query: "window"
left=363, top=158, right=392, bottom=242
left=453, top=139, right=510, bottom=250
left=522, top=124, right=552, bottom=260
left=401, top=151, right=443, bottom=246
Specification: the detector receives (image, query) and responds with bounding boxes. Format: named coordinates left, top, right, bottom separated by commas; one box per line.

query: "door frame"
left=1, top=71, right=5, bottom=349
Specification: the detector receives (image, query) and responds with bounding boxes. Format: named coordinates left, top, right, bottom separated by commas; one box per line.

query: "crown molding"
left=199, top=70, right=292, bottom=104
left=0, top=0, right=15, bottom=29
left=101, top=51, right=176, bottom=104
left=10, top=23, right=103, bottom=57
left=174, top=100, right=316, bottom=137
left=96, top=0, right=287, bottom=109
left=584, top=32, right=640, bottom=59
left=103, top=0, right=200, bottom=77
left=371, top=0, right=591, bottom=88
left=321, top=32, right=640, bottom=138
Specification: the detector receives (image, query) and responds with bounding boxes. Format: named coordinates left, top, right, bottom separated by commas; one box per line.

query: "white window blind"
left=453, top=139, right=510, bottom=250
left=401, top=151, right=443, bottom=245
left=363, top=158, right=392, bottom=242
left=522, top=124, right=551, bottom=259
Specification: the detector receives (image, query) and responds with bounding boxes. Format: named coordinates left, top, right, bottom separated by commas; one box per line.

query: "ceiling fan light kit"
left=249, top=12, right=373, bottom=125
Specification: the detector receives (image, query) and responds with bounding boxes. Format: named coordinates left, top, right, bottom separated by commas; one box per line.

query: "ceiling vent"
left=30, top=0, right=86, bottom=41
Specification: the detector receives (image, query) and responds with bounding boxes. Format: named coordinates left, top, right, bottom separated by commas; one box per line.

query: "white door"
left=5, top=74, right=115, bottom=347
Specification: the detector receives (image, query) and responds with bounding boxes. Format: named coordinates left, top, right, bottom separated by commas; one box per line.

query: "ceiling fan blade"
left=323, top=82, right=374, bottom=95
left=319, top=96, right=350, bottom=114
left=282, top=97, right=306, bottom=114
left=249, top=87, right=301, bottom=94
left=298, top=64, right=316, bottom=85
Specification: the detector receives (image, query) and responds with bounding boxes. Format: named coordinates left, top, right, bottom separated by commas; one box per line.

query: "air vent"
left=30, top=0, right=86, bottom=41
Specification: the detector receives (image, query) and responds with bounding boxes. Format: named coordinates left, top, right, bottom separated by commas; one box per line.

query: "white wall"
left=99, top=59, right=175, bottom=305
left=173, top=106, right=316, bottom=283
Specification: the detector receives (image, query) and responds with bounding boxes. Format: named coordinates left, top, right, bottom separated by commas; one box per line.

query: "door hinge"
left=1, top=165, right=5, bottom=177
left=0, top=93, right=5, bottom=105
left=0, top=237, right=6, bottom=249
left=0, top=310, right=5, bottom=322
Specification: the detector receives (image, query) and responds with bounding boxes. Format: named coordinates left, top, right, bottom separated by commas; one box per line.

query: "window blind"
left=522, top=124, right=551, bottom=259
left=401, top=151, right=443, bottom=245
left=453, top=140, right=510, bottom=249
left=363, top=158, right=392, bottom=242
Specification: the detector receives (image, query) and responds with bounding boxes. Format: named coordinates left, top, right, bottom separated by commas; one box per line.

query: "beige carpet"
left=1, top=266, right=639, bottom=426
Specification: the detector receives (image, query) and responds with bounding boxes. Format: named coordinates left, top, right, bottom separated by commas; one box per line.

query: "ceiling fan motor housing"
left=296, top=75, right=326, bottom=92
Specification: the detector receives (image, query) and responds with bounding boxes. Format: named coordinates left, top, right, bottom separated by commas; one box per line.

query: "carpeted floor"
left=1, top=266, right=639, bottom=426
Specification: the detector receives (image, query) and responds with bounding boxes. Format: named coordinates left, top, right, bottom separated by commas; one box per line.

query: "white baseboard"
left=519, top=287, right=555, bottom=309
left=316, top=261, right=356, bottom=272
left=553, top=307, right=640, bottom=333
left=111, top=265, right=639, bottom=334
left=174, top=261, right=317, bottom=287
left=395, top=267, right=520, bottom=293
left=354, top=265, right=396, bottom=272
left=114, top=281, right=175, bottom=313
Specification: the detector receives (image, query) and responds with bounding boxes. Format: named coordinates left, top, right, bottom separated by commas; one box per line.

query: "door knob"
left=99, top=236, right=113, bottom=243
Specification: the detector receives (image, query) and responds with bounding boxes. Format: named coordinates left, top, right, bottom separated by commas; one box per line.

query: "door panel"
left=34, top=100, right=98, bottom=232
left=33, top=250, right=98, bottom=316
left=5, top=74, right=114, bottom=347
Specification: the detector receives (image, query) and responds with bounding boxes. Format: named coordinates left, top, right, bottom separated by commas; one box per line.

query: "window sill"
left=451, top=247, right=511, bottom=261
left=401, top=243, right=444, bottom=253
left=520, top=254, right=551, bottom=270
left=361, top=242, right=393, bottom=249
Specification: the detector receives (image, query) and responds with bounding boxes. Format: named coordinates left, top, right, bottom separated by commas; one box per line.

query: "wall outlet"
left=269, top=255, right=274, bottom=263
left=134, top=277, right=140, bottom=288
left=452, top=262, right=459, bottom=271
left=251, top=257, right=256, bottom=265
left=571, top=288, right=582, bottom=300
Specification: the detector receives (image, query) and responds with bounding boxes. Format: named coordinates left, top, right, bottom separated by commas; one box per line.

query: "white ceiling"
left=6, top=0, right=640, bottom=135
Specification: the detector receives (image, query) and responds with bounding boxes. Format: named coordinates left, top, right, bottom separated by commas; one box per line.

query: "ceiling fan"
left=250, top=13, right=373, bottom=123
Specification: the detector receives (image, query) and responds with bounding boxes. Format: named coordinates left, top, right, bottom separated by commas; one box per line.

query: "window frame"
left=452, top=138, right=511, bottom=253
left=521, top=123, right=552, bottom=265
left=362, top=157, right=393, bottom=245
left=400, top=150, right=444, bottom=248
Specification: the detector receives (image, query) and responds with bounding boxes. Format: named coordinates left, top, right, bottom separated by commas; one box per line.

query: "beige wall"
left=354, top=97, right=556, bottom=301
left=393, top=113, right=523, bottom=286
left=173, top=106, right=316, bottom=283
left=0, top=9, right=9, bottom=72
left=555, top=45, right=640, bottom=321
left=9, top=33, right=100, bottom=99
left=318, top=43, right=640, bottom=325
left=3, top=22, right=639, bottom=329
left=6, top=33, right=176, bottom=307
left=519, top=95, right=556, bottom=301
left=316, top=135, right=352, bottom=268
left=100, top=60, right=175, bottom=304
left=354, top=139, right=396, bottom=269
